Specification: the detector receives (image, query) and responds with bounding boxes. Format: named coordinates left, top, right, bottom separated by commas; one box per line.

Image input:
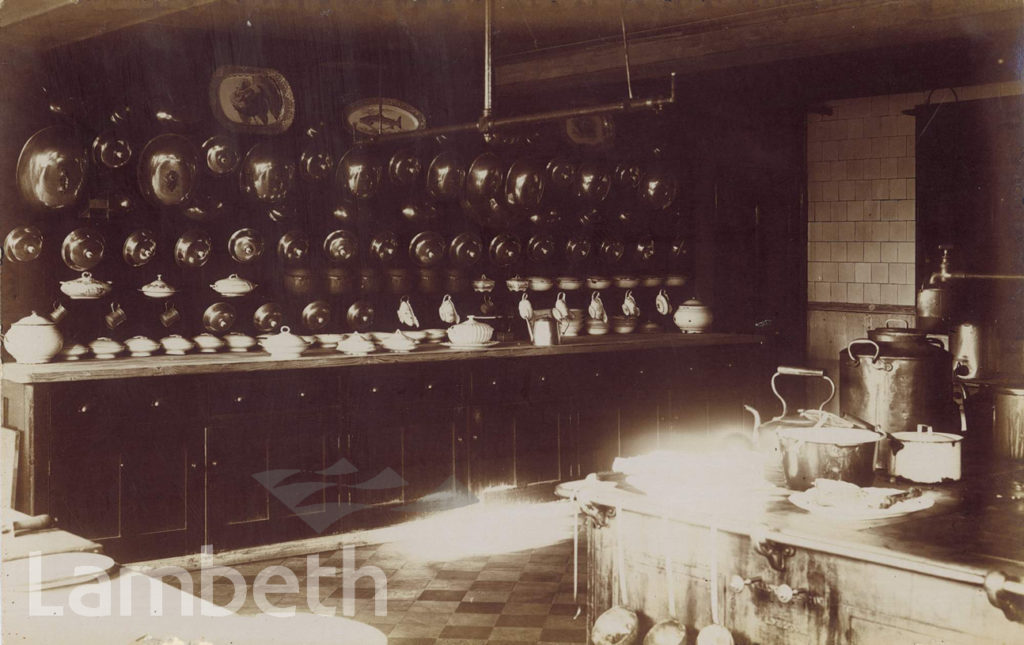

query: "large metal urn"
left=840, top=322, right=959, bottom=434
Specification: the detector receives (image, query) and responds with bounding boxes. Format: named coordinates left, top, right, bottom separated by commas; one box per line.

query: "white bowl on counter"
left=160, top=334, right=194, bottom=355
left=125, top=335, right=160, bottom=357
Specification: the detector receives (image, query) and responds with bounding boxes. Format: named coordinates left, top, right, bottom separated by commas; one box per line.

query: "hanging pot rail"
left=365, top=0, right=676, bottom=146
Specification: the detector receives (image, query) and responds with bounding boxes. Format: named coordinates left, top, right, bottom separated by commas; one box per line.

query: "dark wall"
left=1, top=20, right=805, bottom=359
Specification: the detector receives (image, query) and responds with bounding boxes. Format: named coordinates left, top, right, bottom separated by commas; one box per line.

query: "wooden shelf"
left=1, top=333, right=762, bottom=384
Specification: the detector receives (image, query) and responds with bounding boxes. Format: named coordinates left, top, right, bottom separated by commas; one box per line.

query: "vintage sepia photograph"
left=1, top=0, right=1023, bottom=643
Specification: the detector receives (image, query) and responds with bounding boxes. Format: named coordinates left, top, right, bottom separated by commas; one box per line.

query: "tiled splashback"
left=806, top=93, right=918, bottom=306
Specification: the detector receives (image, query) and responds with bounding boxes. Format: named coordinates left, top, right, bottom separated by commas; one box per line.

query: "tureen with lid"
left=1, top=312, right=63, bottom=363
left=446, top=316, right=495, bottom=346
left=210, top=273, right=257, bottom=297
left=60, top=272, right=113, bottom=299
left=139, top=274, right=177, bottom=299
left=260, top=326, right=309, bottom=359
left=337, top=332, right=376, bottom=355
left=381, top=330, right=418, bottom=353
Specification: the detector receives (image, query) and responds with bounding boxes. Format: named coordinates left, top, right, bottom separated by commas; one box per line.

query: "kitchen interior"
left=1, top=1, right=1023, bottom=644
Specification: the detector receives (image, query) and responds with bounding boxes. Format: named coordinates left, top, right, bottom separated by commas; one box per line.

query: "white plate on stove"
left=788, top=489, right=934, bottom=521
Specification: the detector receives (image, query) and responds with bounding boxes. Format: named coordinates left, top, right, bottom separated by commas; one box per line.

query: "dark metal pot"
left=840, top=322, right=958, bottom=435
left=777, top=426, right=883, bottom=491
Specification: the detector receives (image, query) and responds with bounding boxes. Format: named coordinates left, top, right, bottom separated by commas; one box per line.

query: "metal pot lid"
left=277, top=230, right=310, bottom=262
left=409, top=231, right=445, bottom=268
left=302, top=300, right=331, bottom=331
left=138, top=133, right=199, bottom=207
left=92, top=129, right=133, bottom=169
left=527, top=234, right=557, bottom=263
left=203, top=301, right=237, bottom=333
left=425, top=150, right=465, bottom=202
left=228, top=228, right=265, bottom=263
left=634, top=236, right=656, bottom=263
left=400, top=201, right=441, bottom=228
left=504, top=159, right=546, bottom=210
left=464, top=152, right=504, bottom=206
left=239, top=140, right=296, bottom=204
left=253, top=302, right=284, bottom=332
left=449, top=232, right=483, bottom=267
left=546, top=157, right=577, bottom=193
left=122, top=229, right=157, bottom=267
left=565, top=234, right=593, bottom=263
left=336, top=146, right=382, bottom=200
left=61, top=227, right=105, bottom=271
left=488, top=232, right=522, bottom=267
left=868, top=326, right=930, bottom=344
left=299, top=127, right=334, bottom=182
left=572, top=161, right=611, bottom=204
left=388, top=148, right=423, bottom=187
left=638, top=165, right=679, bottom=211
left=17, top=125, right=88, bottom=210
left=530, top=206, right=564, bottom=229
left=346, top=300, right=376, bottom=332
left=331, top=197, right=358, bottom=225
left=599, top=238, right=625, bottom=264
left=613, top=162, right=644, bottom=191
left=174, top=229, right=212, bottom=268
left=4, top=226, right=44, bottom=262
left=891, top=429, right=963, bottom=444
left=202, top=135, right=241, bottom=175
left=369, top=231, right=399, bottom=264
left=324, top=229, right=358, bottom=263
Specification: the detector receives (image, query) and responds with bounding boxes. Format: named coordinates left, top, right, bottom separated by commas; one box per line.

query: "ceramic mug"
left=50, top=300, right=69, bottom=323
left=160, top=302, right=181, bottom=328
left=105, top=302, right=127, bottom=329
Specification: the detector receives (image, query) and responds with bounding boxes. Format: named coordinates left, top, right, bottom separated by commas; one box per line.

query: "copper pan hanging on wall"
left=239, top=140, right=296, bottom=204
left=17, top=125, right=89, bottom=210
left=138, top=133, right=199, bottom=208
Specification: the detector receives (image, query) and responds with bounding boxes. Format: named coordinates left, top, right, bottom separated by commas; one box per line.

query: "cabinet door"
left=206, top=418, right=274, bottom=551
left=120, top=420, right=203, bottom=560
left=48, top=423, right=122, bottom=542
left=402, top=405, right=457, bottom=504
left=344, top=407, right=405, bottom=508
left=466, top=405, right=516, bottom=494
left=269, top=409, right=340, bottom=541
left=575, top=360, right=621, bottom=475
left=618, top=359, right=664, bottom=458
left=514, top=403, right=562, bottom=487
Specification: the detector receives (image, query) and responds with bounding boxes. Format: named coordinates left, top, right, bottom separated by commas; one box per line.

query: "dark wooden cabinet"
left=8, top=337, right=765, bottom=561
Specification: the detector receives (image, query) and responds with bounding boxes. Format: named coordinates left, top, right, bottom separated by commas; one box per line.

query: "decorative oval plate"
left=565, top=114, right=614, bottom=146
left=209, top=65, right=295, bottom=134
left=5, top=552, right=116, bottom=591
left=344, top=97, right=426, bottom=138
left=441, top=341, right=499, bottom=350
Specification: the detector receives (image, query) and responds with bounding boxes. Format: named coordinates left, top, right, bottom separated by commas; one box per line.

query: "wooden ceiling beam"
left=494, top=0, right=1024, bottom=94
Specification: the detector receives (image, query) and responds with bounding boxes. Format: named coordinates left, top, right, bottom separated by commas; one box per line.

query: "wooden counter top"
left=557, top=458, right=1024, bottom=586
left=0, top=333, right=762, bottom=383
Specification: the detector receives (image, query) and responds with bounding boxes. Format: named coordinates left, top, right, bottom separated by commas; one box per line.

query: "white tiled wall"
left=806, top=80, right=1024, bottom=307
left=807, top=93, right=919, bottom=306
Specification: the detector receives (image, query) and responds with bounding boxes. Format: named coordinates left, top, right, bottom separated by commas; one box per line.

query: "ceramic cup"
left=105, top=302, right=127, bottom=329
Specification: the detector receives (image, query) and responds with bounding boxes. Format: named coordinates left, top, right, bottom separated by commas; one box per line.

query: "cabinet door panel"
left=345, top=409, right=404, bottom=507
left=122, top=422, right=194, bottom=537
left=207, top=420, right=273, bottom=550
left=402, top=406, right=456, bottom=503
left=49, top=425, right=121, bottom=541
left=514, top=404, right=561, bottom=486
left=467, top=405, right=515, bottom=495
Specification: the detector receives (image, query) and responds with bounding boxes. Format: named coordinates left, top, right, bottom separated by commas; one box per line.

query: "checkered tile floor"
left=165, top=503, right=588, bottom=644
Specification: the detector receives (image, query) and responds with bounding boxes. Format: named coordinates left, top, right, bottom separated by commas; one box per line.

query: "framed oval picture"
left=344, top=97, right=426, bottom=138
left=209, top=65, right=295, bottom=134
left=565, top=114, right=615, bottom=147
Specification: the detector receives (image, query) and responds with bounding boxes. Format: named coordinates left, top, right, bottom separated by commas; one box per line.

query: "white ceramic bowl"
left=587, top=276, right=611, bottom=290
left=613, top=275, right=641, bottom=289
left=528, top=276, right=554, bottom=292
left=557, top=276, right=583, bottom=291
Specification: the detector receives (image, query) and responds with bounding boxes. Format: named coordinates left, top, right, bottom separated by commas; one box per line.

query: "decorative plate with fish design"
left=344, top=97, right=426, bottom=138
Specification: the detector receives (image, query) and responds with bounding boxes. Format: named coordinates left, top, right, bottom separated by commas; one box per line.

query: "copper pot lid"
left=388, top=148, right=423, bottom=187
left=565, top=234, right=593, bottom=263
left=449, top=232, right=483, bottom=268
left=239, top=140, right=296, bottom=204
left=228, top=228, right=265, bottom=263
left=346, top=300, right=376, bottom=332
left=370, top=231, right=399, bottom=264
left=123, top=229, right=157, bottom=267
left=464, top=152, right=504, bottom=207
left=203, top=301, right=237, bottom=333
left=4, top=226, right=44, bottom=262
left=302, top=300, right=331, bottom=331
left=336, top=146, right=382, bottom=200
left=324, top=229, right=358, bottom=263
left=488, top=232, right=522, bottom=267
left=546, top=157, right=577, bottom=194
left=425, top=150, right=465, bottom=202
left=253, top=302, right=284, bottom=333
left=61, top=227, right=105, bottom=271
left=17, top=125, right=88, bottom=210
left=634, top=236, right=656, bottom=263
left=183, top=191, right=227, bottom=222
left=202, top=135, right=241, bottom=175
left=638, top=165, right=679, bottom=211
left=400, top=201, right=441, bottom=228
left=599, top=238, right=626, bottom=264
left=92, top=128, right=133, bottom=170
left=613, top=162, right=644, bottom=191
left=299, top=127, right=334, bottom=182
left=138, top=133, right=199, bottom=208
left=530, top=207, right=564, bottom=229
left=331, top=197, right=358, bottom=225
left=504, top=159, right=546, bottom=210
left=277, top=230, right=309, bottom=263
left=409, top=231, right=445, bottom=268
left=527, top=234, right=557, bottom=263
left=174, top=229, right=212, bottom=268
left=572, top=161, right=611, bottom=204
left=577, top=208, right=603, bottom=228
